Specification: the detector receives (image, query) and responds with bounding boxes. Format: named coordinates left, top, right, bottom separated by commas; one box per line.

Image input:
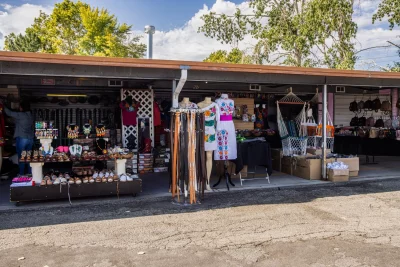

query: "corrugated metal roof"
left=0, top=51, right=400, bottom=80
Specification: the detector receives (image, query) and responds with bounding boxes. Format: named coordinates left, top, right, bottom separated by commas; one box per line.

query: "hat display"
left=88, top=95, right=100, bottom=105
left=68, top=96, right=78, bottom=103
left=58, top=99, right=69, bottom=106
left=78, top=97, right=87, bottom=103
left=37, top=97, right=50, bottom=103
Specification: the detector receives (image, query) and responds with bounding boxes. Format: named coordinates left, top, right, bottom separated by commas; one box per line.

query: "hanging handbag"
left=358, top=128, right=369, bottom=138
left=358, top=100, right=365, bottom=110
left=358, top=116, right=366, bottom=126
left=349, top=100, right=358, bottom=112
left=372, top=96, right=381, bottom=112
left=364, top=97, right=373, bottom=111
left=366, top=116, right=375, bottom=127
left=350, top=116, right=359, bottom=126
left=369, top=128, right=379, bottom=138
left=375, top=118, right=384, bottom=128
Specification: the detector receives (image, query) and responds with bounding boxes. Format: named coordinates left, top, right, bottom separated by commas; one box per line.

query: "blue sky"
left=4, top=0, right=243, bottom=31
left=0, top=0, right=399, bottom=70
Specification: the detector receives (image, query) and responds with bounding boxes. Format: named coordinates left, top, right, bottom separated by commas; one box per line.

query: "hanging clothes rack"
left=170, top=109, right=206, bottom=204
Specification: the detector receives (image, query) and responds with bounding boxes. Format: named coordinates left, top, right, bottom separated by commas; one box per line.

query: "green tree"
left=204, top=48, right=253, bottom=64
left=4, top=0, right=146, bottom=58
left=373, top=0, right=400, bottom=72
left=199, top=0, right=357, bottom=69
left=4, top=30, right=41, bottom=52
left=373, top=0, right=400, bottom=29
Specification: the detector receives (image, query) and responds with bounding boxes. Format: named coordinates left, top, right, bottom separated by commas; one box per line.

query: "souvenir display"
left=83, top=123, right=92, bottom=138
left=96, top=124, right=106, bottom=137
left=66, top=124, right=79, bottom=139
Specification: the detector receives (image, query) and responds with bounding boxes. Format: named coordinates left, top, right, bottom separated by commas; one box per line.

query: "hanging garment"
left=200, top=102, right=220, bottom=151
left=214, top=95, right=237, bottom=160
left=0, top=104, right=5, bottom=146
left=254, top=107, right=264, bottom=129
left=119, top=101, right=140, bottom=126
left=153, top=102, right=161, bottom=126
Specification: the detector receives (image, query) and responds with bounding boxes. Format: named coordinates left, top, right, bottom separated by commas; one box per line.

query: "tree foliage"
left=4, top=0, right=146, bottom=58
left=199, top=0, right=357, bottom=69
left=4, top=30, right=41, bottom=52
left=204, top=48, right=253, bottom=64
left=373, top=0, right=400, bottom=30
left=373, top=0, right=400, bottom=72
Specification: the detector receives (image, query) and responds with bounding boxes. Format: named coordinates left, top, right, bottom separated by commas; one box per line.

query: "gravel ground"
left=1, top=180, right=400, bottom=266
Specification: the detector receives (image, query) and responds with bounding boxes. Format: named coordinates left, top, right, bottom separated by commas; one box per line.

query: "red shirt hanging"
left=120, top=101, right=140, bottom=126
left=153, top=102, right=161, bottom=126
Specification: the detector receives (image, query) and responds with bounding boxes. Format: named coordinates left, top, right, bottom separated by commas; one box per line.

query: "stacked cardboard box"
left=153, top=147, right=170, bottom=173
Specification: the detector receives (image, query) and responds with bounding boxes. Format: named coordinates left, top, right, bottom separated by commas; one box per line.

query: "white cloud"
left=148, top=0, right=400, bottom=69
left=149, top=0, right=256, bottom=61
left=0, top=3, right=52, bottom=49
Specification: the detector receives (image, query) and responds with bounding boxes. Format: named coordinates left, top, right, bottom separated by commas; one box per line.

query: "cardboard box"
left=335, top=157, right=359, bottom=177
left=306, top=148, right=331, bottom=155
left=271, top=149, right=282, bottom=172
left=281, top=156, right=294, bottom=175
left=328, top=169, right=349, bottom=182
left=293, top=156, right=322, bottom=180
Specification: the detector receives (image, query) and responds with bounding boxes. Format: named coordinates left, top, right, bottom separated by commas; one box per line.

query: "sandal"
left=68, top=178, right=75, bottom=184
left=40, top=177, right=47, bottom=186
left=127, top=175, right=133, bottom=182
left=96, top=177, right=102, bottom=183
left=26, top=151, right=32, bottom=162
left=32, top=150, right=39, bottom=162
left=113, top=174, right=119, bottom=182
left=75, top=178, right=82, bottom=185
left=53, top=178, right=60, bottom=185
left=63, top=154, right=70, bottom=162
left=83, top=177, right=89, bottom=184
left=47, top=179, right=53, bottom=185
left=89, top=176, right=95, bottom=183
left=77, top=169, right=83, bottom=176
left=102, top=177, right=107, bottom=183
left=99, top=171, right=105, bottom=178
left=20, top=151, right=27, bottom=161
left=64, top=173, right=71, bottom=179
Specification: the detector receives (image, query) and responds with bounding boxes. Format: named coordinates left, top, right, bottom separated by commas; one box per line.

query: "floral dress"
left=214, top=96, right=237, bottom=160
left=200, top=103, right=220, bottom=151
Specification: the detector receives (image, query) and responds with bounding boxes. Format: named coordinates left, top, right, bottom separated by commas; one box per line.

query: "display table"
left=10, top=180, right=142, bottom=204
left=231, top=141, right=273, bottom=185
left=334, top=135, right=400, bottom=156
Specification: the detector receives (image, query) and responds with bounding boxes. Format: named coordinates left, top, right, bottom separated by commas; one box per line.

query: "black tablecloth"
left=232, top=141, right=273, bottom=175
left=334, top=135, right=400, bottom=156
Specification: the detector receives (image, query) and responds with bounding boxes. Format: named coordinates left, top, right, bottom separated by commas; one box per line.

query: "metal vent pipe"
left=144, top=25, right=155, bottom=59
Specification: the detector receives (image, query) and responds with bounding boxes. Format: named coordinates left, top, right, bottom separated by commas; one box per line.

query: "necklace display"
left=66, top=124, right=79, bottom=139
left=96, top=125, right=106, bottom=137
left=83, top=124, right=92, bottom=139
left=96, top=139, right=108, bottom=155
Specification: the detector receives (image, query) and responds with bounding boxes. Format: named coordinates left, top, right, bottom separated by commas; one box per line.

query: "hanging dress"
left=200, top=102, right=220, bottom=151
left=214, top=96, right=237, bottom=160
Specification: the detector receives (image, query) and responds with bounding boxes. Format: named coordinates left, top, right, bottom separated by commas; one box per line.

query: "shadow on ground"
left=1, top=178, right=399, bottom=230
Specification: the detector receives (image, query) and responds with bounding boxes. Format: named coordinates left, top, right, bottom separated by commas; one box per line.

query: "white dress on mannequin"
left=214, top=94, right=237, bottom=160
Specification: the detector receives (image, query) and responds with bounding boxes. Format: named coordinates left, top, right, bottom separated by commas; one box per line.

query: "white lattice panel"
left=121, top=89, right=154, bottom=148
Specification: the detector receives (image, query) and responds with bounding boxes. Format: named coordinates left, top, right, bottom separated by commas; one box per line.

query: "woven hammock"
left=277, top=88, right=308, bottom=156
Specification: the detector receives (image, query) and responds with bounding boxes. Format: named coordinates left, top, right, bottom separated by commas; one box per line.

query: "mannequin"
left=198, top=97, right=220, bottom=190
left=214, top=94, right=237, bottom=161
left=179, top=97, right=198, bottom=109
